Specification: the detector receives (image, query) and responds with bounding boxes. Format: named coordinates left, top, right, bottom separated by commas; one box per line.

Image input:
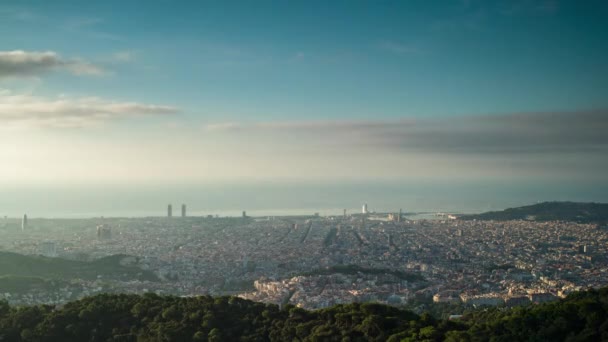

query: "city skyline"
left=2, top=2, right=608, bottom=338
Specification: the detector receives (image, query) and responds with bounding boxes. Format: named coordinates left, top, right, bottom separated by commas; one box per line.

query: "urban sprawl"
left=1, top=206, right=607, bottom=312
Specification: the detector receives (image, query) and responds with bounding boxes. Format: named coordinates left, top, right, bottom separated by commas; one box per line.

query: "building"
left=167, top=204, right=173, bottom=218
left=21, top=214, right=27, bottom=231
left=181, top=204, right=186, bottom=217
left=529, top=293, right=557, bottom=304
left=40, top=241, right=57, bottom=257
left=460, top=294, right=504, bottom=306
left=242, top=211, right=247, bottom=218
left=96, top=224, right=112, bottom=240
left=433, top=291, right=461, bottom=304
left=362, top=204, right=368, bottom=214
left=388, top=210, right=404, bottom=222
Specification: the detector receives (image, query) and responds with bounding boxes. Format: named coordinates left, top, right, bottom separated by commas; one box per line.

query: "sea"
left=1, top=180, right=607, bottom=219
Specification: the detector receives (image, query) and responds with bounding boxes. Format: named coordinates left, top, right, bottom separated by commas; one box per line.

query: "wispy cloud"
left=203, top=110, right=608, bottom=155
left=61, top=16, right=123, bottom=41
left=0, top=7, right=40, bottom=22
left=0, top=50, right=104, bottom=78
left=498, top=0, right=559, bottom=16
left=0, top=89, right=178, bottom=127
left=63, top=17, right=104, bottom=30
left=111, top=51, right=135, bottom=62
left=378, top=41, right=425, bottom=56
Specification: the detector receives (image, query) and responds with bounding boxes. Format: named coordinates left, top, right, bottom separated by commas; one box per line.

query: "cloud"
left=63, top=17, right=104, bottom=30
left=498, top=0, right=559, bottom=16
left=0, top=89, right=178, bottom=127
left=2, top=109, right=605, bottom=184
left=111, top=51, right=135, bottom=62
left=203, top=110, right=608, bottom=155
left=195, top=110, right=608, bottom=181
left=0, top=50, right=104, bottom=78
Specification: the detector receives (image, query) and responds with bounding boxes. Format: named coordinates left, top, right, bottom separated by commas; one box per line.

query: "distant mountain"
left=459, top=201, right=608, bottom=223
left=0, top=251, right=158, bottom=282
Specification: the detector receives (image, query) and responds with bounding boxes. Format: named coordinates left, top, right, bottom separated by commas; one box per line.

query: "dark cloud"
left=0, top=50, right=103, bottom=78
left=204, top=109, right=608, bottom=155
left=386, top=110, right=608, bottom=154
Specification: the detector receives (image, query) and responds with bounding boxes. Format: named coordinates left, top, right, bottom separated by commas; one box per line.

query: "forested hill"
left=459, top=201, right=608, bottom=223
left=2, top=287, right=608, bottom=341
left=0, top=251, right=157, bottom=282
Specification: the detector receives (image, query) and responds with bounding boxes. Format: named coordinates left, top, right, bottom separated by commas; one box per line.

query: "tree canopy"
left=1, top=287, right=608, bottom=341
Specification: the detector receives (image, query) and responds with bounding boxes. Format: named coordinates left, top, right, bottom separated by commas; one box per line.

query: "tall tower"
left=242, top=210, right=247, bottom=218
left=398, top=209, right=402, bottom=222
left=181, top=204, right=186, bottom=217
left=343, top=209, right=347, bottom=218
left=362, top=203, right=368, bottom=214
left=21, top=214, right=27, bottom=231
left=167, top=204, right=173, bottom=218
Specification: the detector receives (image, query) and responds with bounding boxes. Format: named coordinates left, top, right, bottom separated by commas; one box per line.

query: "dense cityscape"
left=2, top=0, right=607, bottom=339
left=2, top=205, right=606, bottom=312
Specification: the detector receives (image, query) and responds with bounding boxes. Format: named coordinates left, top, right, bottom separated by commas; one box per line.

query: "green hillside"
left=1, top=287, right=608, bottom=341
left=0, top=251, right=158, bottom=282
left=459, top=201, right=608, bottom=223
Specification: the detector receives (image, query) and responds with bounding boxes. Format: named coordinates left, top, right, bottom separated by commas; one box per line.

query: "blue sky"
left=2, top=0, right=607, bottom=120
left=0, top=0, right=607, bottom=185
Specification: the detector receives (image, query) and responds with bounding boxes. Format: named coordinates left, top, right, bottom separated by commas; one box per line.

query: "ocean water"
left=1, top=180, right=607, bottom=218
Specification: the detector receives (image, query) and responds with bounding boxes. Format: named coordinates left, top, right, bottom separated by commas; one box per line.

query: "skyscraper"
left=21, top=214, right=27, bottom=231
left=242, top=211, right=247, bottom=218
left=181, top=204, right=186, bottom=217
left=168, top=204, right=173, bottom=218
left=96, top=224, right=112, bottom=240
left=362, top=204, right=368, bottom=214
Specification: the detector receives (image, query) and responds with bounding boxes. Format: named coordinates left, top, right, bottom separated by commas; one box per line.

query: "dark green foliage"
left=459, top=201, right=608, bottom=223
left=0, top=275, right=67, bottom=293
left=1, top=287, right=608, bottom=341
left=0, top=251, right=158, bottom=281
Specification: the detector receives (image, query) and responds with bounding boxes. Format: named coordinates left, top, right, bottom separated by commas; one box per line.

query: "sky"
left=1, top=0, right=607, bottom=187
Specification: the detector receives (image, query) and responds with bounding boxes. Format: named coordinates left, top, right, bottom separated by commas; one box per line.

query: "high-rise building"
left=242, top=211, right=247, bottom=218
left=362, top=203, right=368, bottom=214
left=21, top=214, right=27, bottom=231
left=96, top=224, right=112, bottom=240
left=398, top=209, right=402, bottom=222
left=343, top=209, right=347, bottom=218
left=168, top=204, right=173, bottom=218
left=181, top=204, right=186, bottom=217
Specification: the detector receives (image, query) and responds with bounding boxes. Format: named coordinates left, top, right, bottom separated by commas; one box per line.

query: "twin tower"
left=167, top=204, right=186, bottom=218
